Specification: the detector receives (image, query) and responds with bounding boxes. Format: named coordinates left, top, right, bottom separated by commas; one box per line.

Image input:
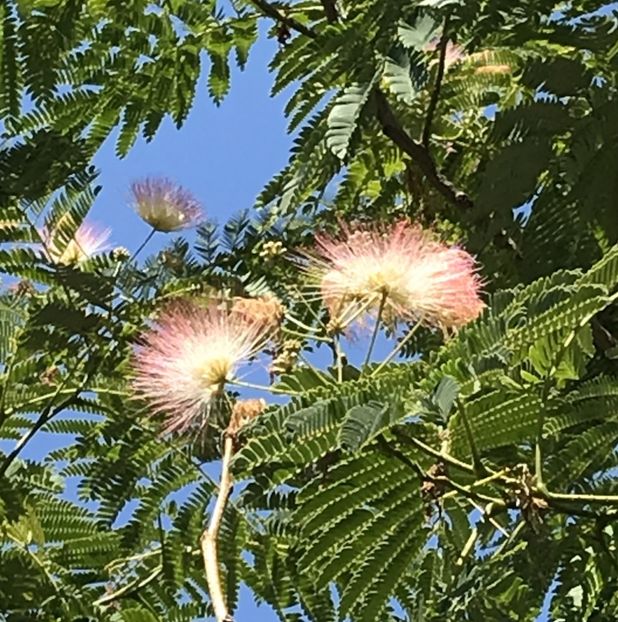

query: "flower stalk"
left=201, top=433, right=235, bottom=622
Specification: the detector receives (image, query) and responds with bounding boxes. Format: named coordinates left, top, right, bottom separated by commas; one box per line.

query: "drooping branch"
left=201, top=433, right=235, bottom=622
left=422, top=15, right=451, bottom=148
left=374, top=89, right=474, bottom=209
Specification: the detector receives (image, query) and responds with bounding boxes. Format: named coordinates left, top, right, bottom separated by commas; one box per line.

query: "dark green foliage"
left=1, top=1, right=618, bottom=621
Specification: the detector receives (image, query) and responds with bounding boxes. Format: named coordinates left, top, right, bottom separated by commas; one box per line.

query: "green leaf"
left=338, top=400, right=402, bottom=452
left=448, top=391, right=542, bottom=458
left=397, top=16, right=440, bottom=50
left=326, top=81, right=374, bottom=160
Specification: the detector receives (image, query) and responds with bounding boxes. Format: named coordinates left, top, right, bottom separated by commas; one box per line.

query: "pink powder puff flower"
left=131, top=177, right=203, bottom=232
left=303, top=221, right=484, bottom=331
left=44, top=222, right=111, bottom=265
left=132, top=300, right=270, bottom=434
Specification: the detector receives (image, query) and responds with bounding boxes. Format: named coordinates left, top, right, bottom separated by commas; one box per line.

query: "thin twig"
left=545, top=491, right=618, bottom=506
left=534, top=292, right=618, bottom=488
left=201, top=434, right=235, bottom=622
left=422, top=15, right=451, bottom=148
left=456, top=397, right=486, bottom=476
left=94, top=565, right=163, bottom=607
left=229, top=379, right=300, bottom=396
left=248, top=0, right=315, bottom=38
left=0, top=392, right=79, bottom=477
left=363, top=291, right=387, bottom=368
left=455, top=527, right=479, bottom=567
left=371, top=319, right=423, bottom=376
left=374, top=89, right=474, bottom=209
left=393, top=429, right=476, bottom=474
left=334, top=335, right=344, bottom=383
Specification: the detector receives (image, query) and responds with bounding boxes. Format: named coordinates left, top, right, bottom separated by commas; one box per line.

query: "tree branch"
left=94, top=565, right=163, bottom=607
left=320, top=0, right=338, bottom=22
left=374, top=89, right=474, bottom=209
left=248, top=0, right=316, bottom=38
left=201, top=434, right=235, bottom=622
left=393, top=428, right=476, bottom=474
left=247, top=0, right=473, bottom=211
left=0, top=394, right=78, bottom=477
left=422, top=15, right=450, bottom=148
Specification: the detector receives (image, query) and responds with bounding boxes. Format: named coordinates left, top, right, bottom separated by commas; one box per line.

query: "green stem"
left=363, top=292, right=387, bottom=369
left=111, top=228, right=156, bottom=282
left=534, top=292, right=618, bottom=488
left=94, top=565, right=163, bottom=607
left=281, top=326, right=331, bottom=343
left=455, top=527, right=479, bottom=567
left=228, top=379, right=299, bottom=396
left=338, top=294, right=379, bottom=331
left=335, top=336, right=344, bottom=384
left=394, top=430, right=476, bottom=474
left=131, top=228, right=157, bottom=262
left=371, top=319, right=423, bottom=376
left=456, top=397, right=486, bottom=476
left=285, top=314, right=321, bottom=334
left=546, top=491, right=618, bottom=506
left=433, top=475, right=504, bottom=506
left=534, top=376, right=552, bottom=490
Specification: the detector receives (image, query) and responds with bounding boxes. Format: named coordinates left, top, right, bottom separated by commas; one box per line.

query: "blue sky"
left=89, top=32, right=291, bottom=261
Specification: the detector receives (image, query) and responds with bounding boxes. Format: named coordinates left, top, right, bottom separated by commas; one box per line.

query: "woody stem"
left=201, top=434, right=235, bottom=622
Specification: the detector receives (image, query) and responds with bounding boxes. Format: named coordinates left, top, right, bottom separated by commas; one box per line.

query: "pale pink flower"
left=303, top=221, right=484, bottom=330
left=132, top=300, right=270, bottom=433
left=131, top=177, right=203, bottom=232
left=44, top=222, right=110, bottom=264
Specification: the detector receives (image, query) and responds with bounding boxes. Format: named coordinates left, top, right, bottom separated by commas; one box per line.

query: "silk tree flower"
left=131, top=177, right=203, bottom=232
left=132, top=300, right=271, bottom=434
left=303, top=221, right=484, bottom=330
left=44, top=222, right=111, bottom=264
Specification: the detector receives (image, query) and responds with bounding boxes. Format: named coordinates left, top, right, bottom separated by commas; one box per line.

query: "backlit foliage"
left=1, top=1, right=618, bottom=621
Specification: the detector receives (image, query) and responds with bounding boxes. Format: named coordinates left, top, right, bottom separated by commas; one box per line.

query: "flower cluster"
left=132, top=218, right=484, bottom=434
left=132, top=299, right=277, bottom=434
left=304, top=221, right=484, bottom=331
left=44, top=223, right=110, bottom=265
left=131, top=177, right=203, bottom=232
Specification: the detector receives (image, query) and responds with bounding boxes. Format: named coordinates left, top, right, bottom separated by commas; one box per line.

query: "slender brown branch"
left=0, top=393, right=78, bottom=477
left=374, top=89, right=474, bottom=209
left=320, top=0, right=338, bottom=22
left=247, top=0, right=472, bottom=211
left=248, top=0, right=316, bottom=38
left=422, top=15, right=451, bottom=148
left=201, top=434, right=235, bottom=622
